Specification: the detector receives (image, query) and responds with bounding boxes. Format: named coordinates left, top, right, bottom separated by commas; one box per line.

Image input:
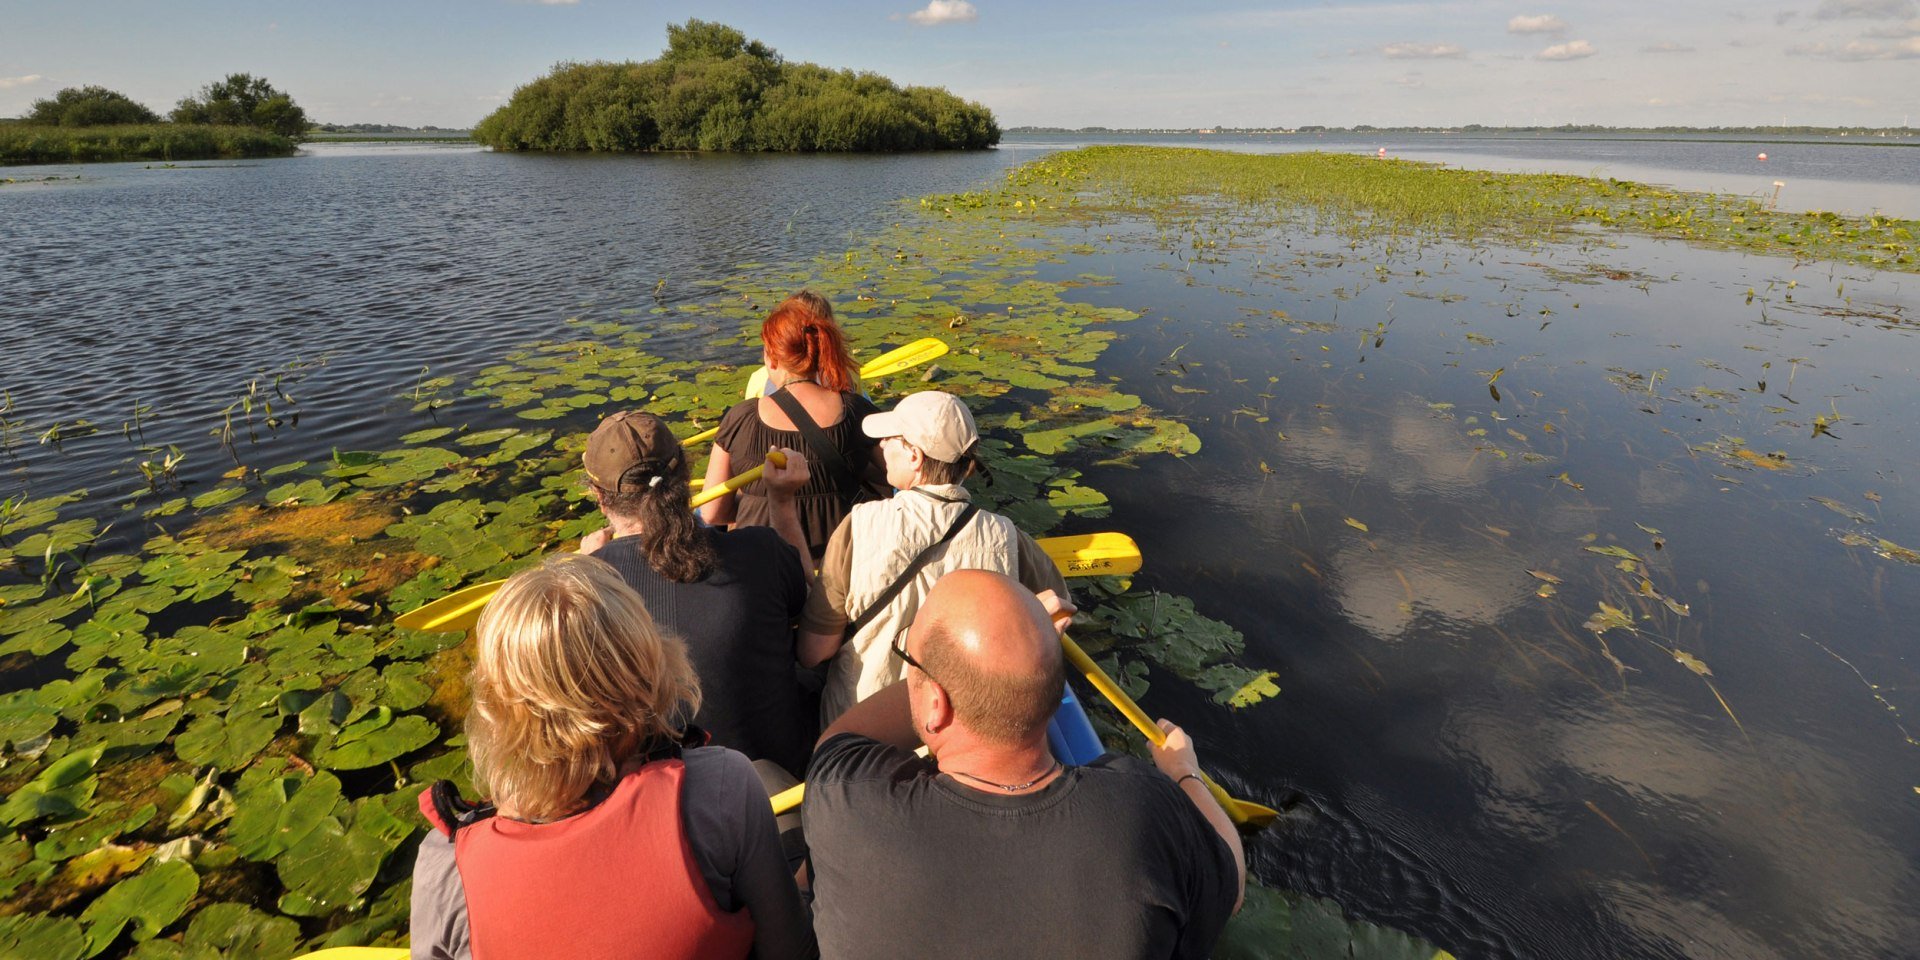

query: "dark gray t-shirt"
left=592, top=527, right=813, bottom=779
left=409, top=746, right=815, bottom=960
left=802, top=734, right=1238, bottom=960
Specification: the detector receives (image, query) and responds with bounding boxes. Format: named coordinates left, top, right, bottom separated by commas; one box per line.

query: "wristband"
left=1175, top=773, right=1203, bottom=788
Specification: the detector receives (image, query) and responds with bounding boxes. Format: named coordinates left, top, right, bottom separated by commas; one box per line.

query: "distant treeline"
left=1009, top=123, right=1919, bottom=138
left=0, top=123, right=296, bottom=164
left=314, top=123, right=468, bottom=134
left=474, top=20, right=998, bottom=153
left=1, top=74, right=308, bottom=164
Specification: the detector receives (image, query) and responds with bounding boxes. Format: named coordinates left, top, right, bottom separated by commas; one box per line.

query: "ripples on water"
left=0, top=142, right=1031, bottom=527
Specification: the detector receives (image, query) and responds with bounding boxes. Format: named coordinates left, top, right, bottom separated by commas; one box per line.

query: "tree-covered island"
left=0, top=75, right=307, bottom=165
left=473, top=20, right=999, bottom=153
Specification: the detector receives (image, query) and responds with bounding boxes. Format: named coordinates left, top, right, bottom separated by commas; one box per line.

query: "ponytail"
left=762, top=293, right=858, bottom=394
left=593, top=459, right=716, bottom=584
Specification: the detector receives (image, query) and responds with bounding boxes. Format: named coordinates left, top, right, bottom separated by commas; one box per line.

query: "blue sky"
left=3, top=1, right=1916, bottom=128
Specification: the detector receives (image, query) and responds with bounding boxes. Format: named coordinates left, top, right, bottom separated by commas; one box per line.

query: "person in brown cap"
left=795, top=391, right=1071, bottom=724
left=577, top=410, right=821, bottom=781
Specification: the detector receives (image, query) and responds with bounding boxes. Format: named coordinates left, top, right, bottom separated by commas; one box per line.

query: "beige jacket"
left=819, top=485, right=1022, bottom=723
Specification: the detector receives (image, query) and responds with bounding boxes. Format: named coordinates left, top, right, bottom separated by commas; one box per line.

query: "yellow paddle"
left=1060, top=634, right=1279, bottom=830
left=396, top=531, right=1140, bottom=634
left=683, top=336, right=950, bottom=447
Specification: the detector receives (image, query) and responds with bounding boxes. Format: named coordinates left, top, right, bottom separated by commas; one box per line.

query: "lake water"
left=4, top=140, right=1918, bottom=959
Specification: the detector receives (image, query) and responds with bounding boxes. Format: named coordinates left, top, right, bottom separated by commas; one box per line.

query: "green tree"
left=26, top=86, right=159, bottom=127
left=473, top=20, right=997, bottom=154
left=171, top=74, right=310, bottom=139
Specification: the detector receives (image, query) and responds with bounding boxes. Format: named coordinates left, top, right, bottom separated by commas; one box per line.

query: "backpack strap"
left=767, top=388, right=877, bottom=507
left=420, top=780, right=496, bottom=838
left=842, top=502, right=979, bottom=641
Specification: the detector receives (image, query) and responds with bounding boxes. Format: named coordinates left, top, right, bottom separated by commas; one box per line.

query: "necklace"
left=943, top=759, right=1061, bottom=793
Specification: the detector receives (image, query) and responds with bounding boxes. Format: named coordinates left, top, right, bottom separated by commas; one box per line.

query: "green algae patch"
left=926, top=146, right=1918, bottom=273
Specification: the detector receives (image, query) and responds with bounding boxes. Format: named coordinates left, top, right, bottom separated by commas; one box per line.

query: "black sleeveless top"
left=714, top=392, right=881, bottom=558
left=590, top=528, right=813, bottom=779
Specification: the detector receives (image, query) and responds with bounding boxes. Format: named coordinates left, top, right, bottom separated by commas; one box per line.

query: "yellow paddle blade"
left=859, top=337, right=949, bottom=380
left=739, top=337, right=949, bottom=400
left=1059, top=634, right=1278, bottom=831
left=1040, top=531, right=1141, bottom=578
left=393, top=578, right=505, bottom=633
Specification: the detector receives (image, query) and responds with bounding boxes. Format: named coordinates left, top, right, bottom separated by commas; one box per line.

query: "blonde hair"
left=466, top=553, right=701, bottom=821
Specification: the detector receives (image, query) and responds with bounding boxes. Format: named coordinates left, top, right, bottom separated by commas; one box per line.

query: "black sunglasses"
left=890, top=638, right=936, bottom=682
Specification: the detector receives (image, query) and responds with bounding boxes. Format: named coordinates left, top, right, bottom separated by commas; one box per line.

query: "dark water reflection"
left=1049, top=220, right=1920, bottom=958
left=6, top=144, right=1919, bottom=959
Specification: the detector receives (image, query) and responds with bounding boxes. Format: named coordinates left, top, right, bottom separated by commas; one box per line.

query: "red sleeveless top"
left=420, top=760, right=756, bottom=960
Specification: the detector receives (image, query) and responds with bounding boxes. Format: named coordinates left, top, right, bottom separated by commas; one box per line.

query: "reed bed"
left=0, top=124, right=298, bottom=164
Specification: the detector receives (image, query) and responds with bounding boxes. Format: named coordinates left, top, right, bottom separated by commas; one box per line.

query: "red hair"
left=761, top=295, right=857, bottom=394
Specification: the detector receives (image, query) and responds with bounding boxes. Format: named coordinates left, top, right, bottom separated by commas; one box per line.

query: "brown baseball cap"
left=862, top=391, right=978, bottom=463
left=584, top=411, right=682, bottom=492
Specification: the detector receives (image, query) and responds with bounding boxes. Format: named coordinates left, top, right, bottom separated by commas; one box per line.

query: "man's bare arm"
left=1152, top=719, right=1246, bottom=914
left=817, top=681, right=918, bottom=752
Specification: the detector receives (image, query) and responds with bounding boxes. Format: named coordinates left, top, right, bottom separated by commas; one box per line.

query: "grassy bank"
left=930, top=146, right=1919, bottom=273
left=0, top=124, right=298, bottom=164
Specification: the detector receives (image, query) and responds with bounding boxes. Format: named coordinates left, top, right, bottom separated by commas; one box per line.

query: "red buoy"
left=1757, top=152, right=1768, bottom=161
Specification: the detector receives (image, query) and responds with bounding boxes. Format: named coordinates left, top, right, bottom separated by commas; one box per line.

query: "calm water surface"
left=5, top=141, right=1918, bottom=959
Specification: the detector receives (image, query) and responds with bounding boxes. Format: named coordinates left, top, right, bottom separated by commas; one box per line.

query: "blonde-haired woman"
left=408, top=554, right=813, bottom=960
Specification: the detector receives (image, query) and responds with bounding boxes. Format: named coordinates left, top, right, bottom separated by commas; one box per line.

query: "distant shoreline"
left=1006, top=125, right=1919, bottom=143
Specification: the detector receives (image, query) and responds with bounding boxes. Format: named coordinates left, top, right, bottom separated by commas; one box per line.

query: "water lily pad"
left=229, top=770, right=343, bottom=862
left=0, top=744, right=103, bottom=827
left=174, top=706, right=282, bottom=771
left=55, top=839, right=154, bottom=890
left=79, top=860, right=199, bottom=956
left=190, top=486, right=248, bottom=510
left=311, top=708, right=439, bottom=770
left=401, top=427, right=456, bottom=444
left=0, top=915, right=86, bottom=960
left=274, top=813, right=389, bottom=917
left=181, top=902, right=300, bottom=960
left=265, top=478, right=346, bottom=506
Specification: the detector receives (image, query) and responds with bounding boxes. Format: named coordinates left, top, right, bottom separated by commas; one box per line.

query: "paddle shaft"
left=1059, top=633, right=1251, bottom=824
left=687, top=450, right=784, bottom=509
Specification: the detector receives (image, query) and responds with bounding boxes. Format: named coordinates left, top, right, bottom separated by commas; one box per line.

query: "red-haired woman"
left=703, top=291, right=881, bottom=559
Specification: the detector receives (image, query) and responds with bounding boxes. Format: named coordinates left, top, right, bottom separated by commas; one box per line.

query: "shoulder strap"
left=422, top=780, right=496, bottom=837
left=768, top=388, right=874, bottom=506
left=843, top=503, right=979, bottom=641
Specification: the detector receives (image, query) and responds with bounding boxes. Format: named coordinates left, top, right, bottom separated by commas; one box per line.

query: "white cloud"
left=1789, top=36, right=1920, bottom=57
left=1864, top=17, right=1920, bottom=35
left=904, top=0, right=978, bottom=26
left=1382, top=41, right=1467, bottom=59
left=1813, top=0, right=1915, bottom=19
left=1507, top=14, right=1567, bottom=34
left=1537, top=39, right=1597, bottom=60
left=1640, top=42, right=1695, bottom=53
left=0, top=74, right=43, bottom=90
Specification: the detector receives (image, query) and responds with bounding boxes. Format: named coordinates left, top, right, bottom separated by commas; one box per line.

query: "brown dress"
left=713, top=392, right=882, bottom=558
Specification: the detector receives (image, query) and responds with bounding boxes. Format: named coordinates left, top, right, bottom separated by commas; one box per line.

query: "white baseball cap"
left=862, top=391, right=979, bottom=463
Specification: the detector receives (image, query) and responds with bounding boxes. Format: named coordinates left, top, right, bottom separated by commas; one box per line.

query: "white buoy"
left=1757, top=152, right=1768, bottom=161
left=1377, top=147, right=1387, bottom=158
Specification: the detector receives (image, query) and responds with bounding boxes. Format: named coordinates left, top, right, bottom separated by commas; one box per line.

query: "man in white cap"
left=797, top=390, right=1071, bottom=723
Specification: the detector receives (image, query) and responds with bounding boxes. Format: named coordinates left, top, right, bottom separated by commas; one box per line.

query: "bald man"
left=802, top=570, right=1245, bottom=960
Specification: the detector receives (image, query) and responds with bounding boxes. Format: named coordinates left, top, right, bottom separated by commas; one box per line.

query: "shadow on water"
left=1035, top=215, right=1920, bottom=958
